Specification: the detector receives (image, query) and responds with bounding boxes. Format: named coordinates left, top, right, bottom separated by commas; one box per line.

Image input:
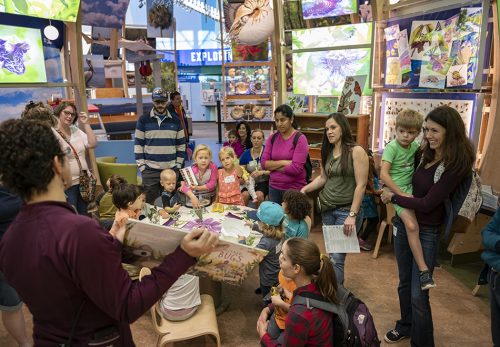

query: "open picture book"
left=123, top=219, right=268, bottom=285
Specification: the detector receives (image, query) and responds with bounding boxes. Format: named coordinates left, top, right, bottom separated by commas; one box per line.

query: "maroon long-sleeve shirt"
left=392, top=162, right=463, bottom=227
left=0, top=201, right=196, bottom=346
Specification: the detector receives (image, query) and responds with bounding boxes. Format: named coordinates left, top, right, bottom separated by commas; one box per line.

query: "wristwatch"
left=349, top=211, right=358, bottom=217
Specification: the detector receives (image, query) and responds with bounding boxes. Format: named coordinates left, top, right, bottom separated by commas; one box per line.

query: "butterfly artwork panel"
left=379, top=92, right=478, bottom=151
left=383, top=5, right=489, bottom=90
left=337, top=75, right=367, bottom=116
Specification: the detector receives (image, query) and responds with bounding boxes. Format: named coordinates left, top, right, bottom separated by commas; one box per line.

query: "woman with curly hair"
left=53, top=101, right=97, bottom=215
left=0, top=119, right=218, bottom=346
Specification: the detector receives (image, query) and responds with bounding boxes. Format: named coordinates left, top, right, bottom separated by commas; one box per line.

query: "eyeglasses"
left=63, top=110, right=76, bottom=117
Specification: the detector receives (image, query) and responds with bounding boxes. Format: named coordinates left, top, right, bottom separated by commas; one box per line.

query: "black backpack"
left=292, top=286, right=380, bottom=347
left=271, top=131, right=313, bottom=183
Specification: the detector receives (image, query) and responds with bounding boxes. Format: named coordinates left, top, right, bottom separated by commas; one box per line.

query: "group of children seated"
left=93, top=142, right=312, bottom=324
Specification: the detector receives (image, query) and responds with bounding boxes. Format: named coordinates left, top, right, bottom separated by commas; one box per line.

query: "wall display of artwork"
left=231, top=40, right=269, bottom=62
left=315, top=96, right=338, bottom=114
left=286, top=93, right=309, bottom=112
left=383, top=5, right=489, bottom=90
left=0, top=0, right=80, bottom=22
left=0, top=87, right=65, bottom=121
left=0, top=24, right=46, bottom=83
left=301, top=0, right=357, bottom=20
left=337, top=75, right=367, bottom=116
left=81, top=0, right=130, bottom=28
left=292, top=23, right=372, bottom=50
left=378, top=92, right=482, bottom=151
left=293, top=48, right=371, bottom=96
left=146, top=0, right=174, bottom=38
left=225, top=65, right=271, bottom=96
left=82, top=54, right=105, bottom=88
left=225, top=103, right=272, bottom=121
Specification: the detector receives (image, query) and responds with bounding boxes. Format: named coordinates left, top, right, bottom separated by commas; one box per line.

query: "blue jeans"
left=65, top=184, right=88, bottom=215
left=268, top=186, right=286, bottom=205
left=489, top=269, right=500, bottom=347
left=393, top=216, right=438, bottom=347
left=321, top=207, right=363, bottom=285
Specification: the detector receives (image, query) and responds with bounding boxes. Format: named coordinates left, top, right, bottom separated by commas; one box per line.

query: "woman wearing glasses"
left=54, top=101, right=97, bottom=215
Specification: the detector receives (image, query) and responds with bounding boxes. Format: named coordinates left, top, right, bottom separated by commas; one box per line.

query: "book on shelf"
left=123, top=219, right=268, bottom=286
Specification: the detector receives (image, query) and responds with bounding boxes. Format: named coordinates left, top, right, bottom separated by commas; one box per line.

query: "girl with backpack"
left=257, top=237, right=337, bottom=346
left=261, top=104, right=309, bottom=204
left=301, top=113, right=369, bottom=285
left=381, top=106, right=475, bottom=346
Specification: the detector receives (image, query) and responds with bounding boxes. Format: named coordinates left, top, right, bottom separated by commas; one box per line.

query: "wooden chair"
left=139, top=268, right=221, bottom=347
left=372, top=202, right=396, bottom=259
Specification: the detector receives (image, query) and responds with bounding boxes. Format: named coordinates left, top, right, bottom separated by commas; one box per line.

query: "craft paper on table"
left=385, top=58, right=402, bottom=85
left=222, top=218, right=250, bottom=238
left=337, top=75, right=367, bottom=116
left=301, top=0, right=357, bottom=20
left=322, top=225, right=360, bottom=254
left=0, top=24, right=47, bottom=83
left=409, top=20, right=438, bottom=60
left=293, top=48, right=371, bottom=96
left=384, top=25, right=400, bottom=41
left=447, top=64, right=467, bottom=87
left=292, top=23, right=372, bottom=50
left=316, top=97, right=339, bottom=114
left=0, top=0, right=80, bottom=22
left=123, top=219, right=268, bottom=285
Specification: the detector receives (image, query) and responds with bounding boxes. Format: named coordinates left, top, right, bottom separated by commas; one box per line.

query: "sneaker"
left=420, top=270, right=436, bottom=290
left=358, top=238, right=372, bottom=251
left=384, top=329, right=409, bottom=343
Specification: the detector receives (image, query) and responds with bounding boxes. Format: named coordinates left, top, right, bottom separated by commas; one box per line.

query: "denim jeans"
left=393, top=216, right=438, bottom=347
left=321, top=207, right=363, bottom=285
left=489, top=269, right=500, bottom=347
left=268, top=186, right=286, bottom=205
left=65, top=184, right=87, bottom=215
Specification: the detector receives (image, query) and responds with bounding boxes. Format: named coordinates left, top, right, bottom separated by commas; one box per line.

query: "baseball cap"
left=152, top=87, right=168, bottom=102
left=247, top=201, right=285, bottom=227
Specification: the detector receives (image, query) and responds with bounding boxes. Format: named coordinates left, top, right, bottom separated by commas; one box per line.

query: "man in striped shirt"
left=135, top=87, right=186, bottom=204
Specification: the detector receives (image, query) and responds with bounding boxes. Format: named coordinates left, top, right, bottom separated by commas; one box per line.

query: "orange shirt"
left=175, top=106, right=189, bottom=140
left=274, top=270, right=297, bottom=330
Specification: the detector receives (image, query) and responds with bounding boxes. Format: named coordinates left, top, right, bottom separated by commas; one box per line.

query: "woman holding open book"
left=0, top=119, right=218, bottom=346
left=300, top=113, right=368, bottom=285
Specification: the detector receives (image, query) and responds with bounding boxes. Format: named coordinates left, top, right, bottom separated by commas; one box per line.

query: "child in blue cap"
left=241, top=201, right=285, bottom=298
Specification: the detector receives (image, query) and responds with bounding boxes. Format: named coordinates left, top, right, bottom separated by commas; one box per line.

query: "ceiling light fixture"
left=44, top=19, right=59, bottom=41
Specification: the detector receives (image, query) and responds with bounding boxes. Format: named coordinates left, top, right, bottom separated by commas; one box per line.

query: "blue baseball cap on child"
left=247, top=201, right=284, bottom=226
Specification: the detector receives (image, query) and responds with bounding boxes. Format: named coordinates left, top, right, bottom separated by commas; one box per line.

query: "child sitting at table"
left=223, top=129, right=244, bottom=158
left=217, top=146, right=245, bottom=206
left=112, top=183, right=146, bottom=220
left=282, top=190, right=311, bottom=239
left=180, top=144, right=218, bottom=209
left=155, top=168, right=181, bottom=219
left=240, top=201, right=285, bottom=299
left=96, top=174, right=127, bottom=230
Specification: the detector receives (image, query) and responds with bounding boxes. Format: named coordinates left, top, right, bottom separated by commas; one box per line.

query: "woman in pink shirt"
left=261, top=105, right=309, bottom=204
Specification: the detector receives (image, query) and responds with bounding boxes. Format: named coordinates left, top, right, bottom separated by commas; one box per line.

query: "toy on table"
left=212, top=203, right=225, bottom=213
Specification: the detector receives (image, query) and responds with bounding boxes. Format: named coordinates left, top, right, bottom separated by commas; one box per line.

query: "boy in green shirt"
left=381, top=109, right=435, bottom=290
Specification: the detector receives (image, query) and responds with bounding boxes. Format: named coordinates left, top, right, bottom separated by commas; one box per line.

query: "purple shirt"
left=223, top=141, right=244, bottom=158
left=0, top=201, right=195, bottom=346
left=393, top=162, right=463, bottom=227
left=261, top=131, right=309, bottom=191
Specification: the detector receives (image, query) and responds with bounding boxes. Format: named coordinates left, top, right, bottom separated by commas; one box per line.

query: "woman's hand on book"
left=180, top=227, right=219, bottom=257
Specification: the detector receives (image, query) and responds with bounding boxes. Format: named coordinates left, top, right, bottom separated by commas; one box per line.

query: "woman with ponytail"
left=258, top=237, right=337, bottom=346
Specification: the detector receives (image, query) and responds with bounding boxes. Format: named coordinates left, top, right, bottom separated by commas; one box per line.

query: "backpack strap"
left=270, top=132, right=279, bottom=146
left=292, top=293, right=350, bottom=340
left=271, top=131, right=302, bottom=149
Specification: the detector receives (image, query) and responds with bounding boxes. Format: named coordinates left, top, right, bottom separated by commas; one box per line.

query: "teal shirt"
left=284, top=217, right=309, bottom=239
left=382, top=140, right=419, bottom=193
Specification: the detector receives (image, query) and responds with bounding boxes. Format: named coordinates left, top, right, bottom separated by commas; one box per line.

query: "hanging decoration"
left=139, top=61, right=153, bottom=77
left=229, top=0, right=274, bottom=46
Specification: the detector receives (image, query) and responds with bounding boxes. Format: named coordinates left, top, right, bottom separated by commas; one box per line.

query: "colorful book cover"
left=180, top=167, right=198, bottom=187
left=123, top=219, right=268, bottom=286
left=337, top=75, right=367, bottom=116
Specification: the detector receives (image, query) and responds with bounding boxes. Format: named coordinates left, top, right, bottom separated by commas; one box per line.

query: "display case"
left=294, top=113, right=369, bottom=161
left=222, top=61, right=275, bottom=124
